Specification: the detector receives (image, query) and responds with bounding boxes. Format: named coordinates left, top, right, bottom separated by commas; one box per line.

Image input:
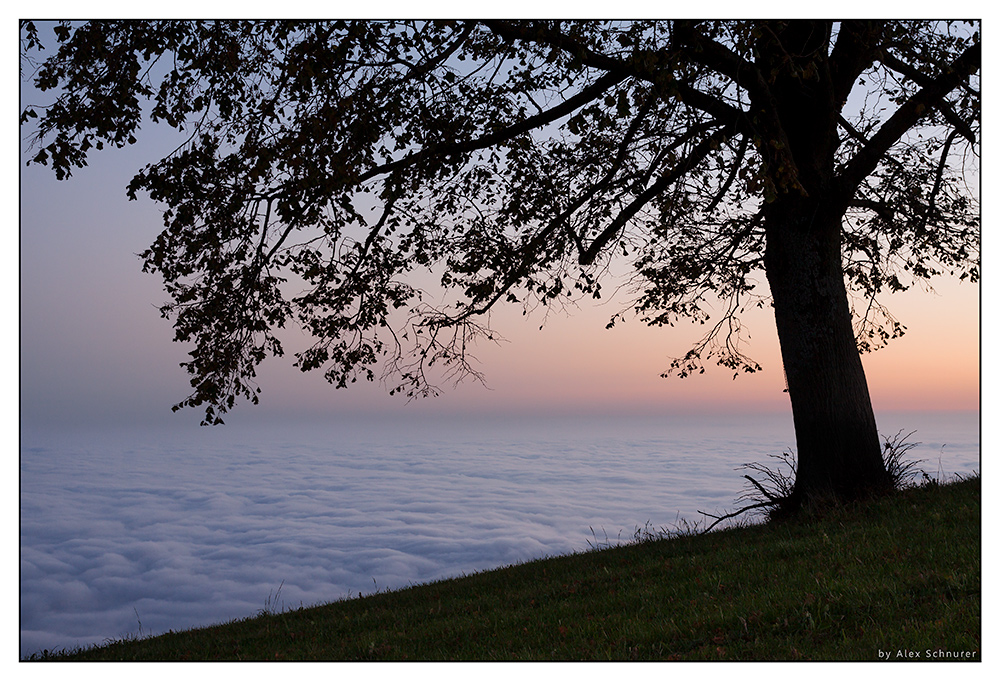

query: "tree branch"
left=704, top=134, right=749, bottom=215
left=916, top=127, right=961, bottom=231
left=439, top=90, right=691, bottom=326
left=837, top=114, right=907, bottom=174
left=402, top=22, right=476, bottom=83
left=346, top=193, right=399, bottom=282
left=849, top=199, right=895, bottom=222
left=672, top=21, right=772, bottom=105
left=837, top=40, right=980, bottom=198
left=671, top=21, right=800, bottom=190
left=482, top=20, right=747, bottom=129
left=578, top=122, right=738, bottom=265
left=355, top=69, right=629, bottom=184
left=697, top=499, right=776, bottom=534
left=828, top=20, right=886, bottom=107
left=878, top=50, right=977, bottom=145
left=482, top=20, right=649, bottom=82
left=557, top=88, right=661, bottom=256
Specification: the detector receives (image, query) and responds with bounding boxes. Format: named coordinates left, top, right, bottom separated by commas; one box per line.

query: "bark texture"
left=758, top=21, right=892, bottom=507
left=764, top=199, right=892, bottom=507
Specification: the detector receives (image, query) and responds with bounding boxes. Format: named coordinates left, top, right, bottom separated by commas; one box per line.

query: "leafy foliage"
left=21, top=20, right=979, bottom=424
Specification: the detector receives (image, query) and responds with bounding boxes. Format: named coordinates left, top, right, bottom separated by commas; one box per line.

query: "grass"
left=27, top=475, right=979, bottom=661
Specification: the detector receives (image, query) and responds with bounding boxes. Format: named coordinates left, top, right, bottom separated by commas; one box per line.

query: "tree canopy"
left=21, top=20, right=979, bottom=438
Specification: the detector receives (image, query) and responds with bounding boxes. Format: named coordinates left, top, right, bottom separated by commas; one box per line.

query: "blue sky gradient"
left=17, top=19, right=981, bottom=432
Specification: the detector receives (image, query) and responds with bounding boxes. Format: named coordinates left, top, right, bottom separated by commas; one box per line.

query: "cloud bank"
left=20, top=412, right=979, bottom=657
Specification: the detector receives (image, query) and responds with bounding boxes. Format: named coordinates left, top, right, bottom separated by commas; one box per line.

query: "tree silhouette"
left=21, top=20, right=979, bottom=509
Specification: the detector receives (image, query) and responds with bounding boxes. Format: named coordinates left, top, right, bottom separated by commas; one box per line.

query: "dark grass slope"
left=30, top=476, right=979, bottom=661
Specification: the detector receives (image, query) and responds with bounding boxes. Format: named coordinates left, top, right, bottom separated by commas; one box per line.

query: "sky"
left=16, top=35, right=980, bottom=432
left=17, top=141, right=980, bottom=430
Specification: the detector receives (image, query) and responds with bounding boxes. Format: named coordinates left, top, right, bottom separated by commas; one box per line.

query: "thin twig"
left=697, top=500, right=776, bottom=534
left=743, top=474, right=780, bottom=502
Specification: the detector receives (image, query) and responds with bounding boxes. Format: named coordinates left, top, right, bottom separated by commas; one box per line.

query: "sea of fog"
left=20, top=410, right=979, bottom=658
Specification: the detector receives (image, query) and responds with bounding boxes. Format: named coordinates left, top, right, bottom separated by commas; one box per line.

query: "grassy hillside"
left=29, top=476, right=980, bottom=661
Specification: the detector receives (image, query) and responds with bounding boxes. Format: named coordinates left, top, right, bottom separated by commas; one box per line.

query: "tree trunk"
left=764, top=197, right=892, bottom=508
left=751, top=20, right=893, bottom=508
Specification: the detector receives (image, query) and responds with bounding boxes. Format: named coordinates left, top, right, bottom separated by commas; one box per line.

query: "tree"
left=21, top=20, right=979, bottom=510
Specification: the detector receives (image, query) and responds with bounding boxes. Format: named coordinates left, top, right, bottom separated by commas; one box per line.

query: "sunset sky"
left=11, top=14, right=990, bottom=666
left=17, top=21, right=982, bottom=433
left=18, top=135, right=980, bottom=432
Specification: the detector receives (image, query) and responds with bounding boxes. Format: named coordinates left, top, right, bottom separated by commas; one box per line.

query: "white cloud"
left=20, top=412, right=979, bottom=658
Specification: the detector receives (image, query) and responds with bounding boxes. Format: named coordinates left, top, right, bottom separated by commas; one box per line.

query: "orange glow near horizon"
left=247, top=271, right=978, bottom=421
left=473, top=275, right=979, bottom=416
left=859, top=278, right=979, bottom=412
left=18, top=115, right=980, bottom=426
